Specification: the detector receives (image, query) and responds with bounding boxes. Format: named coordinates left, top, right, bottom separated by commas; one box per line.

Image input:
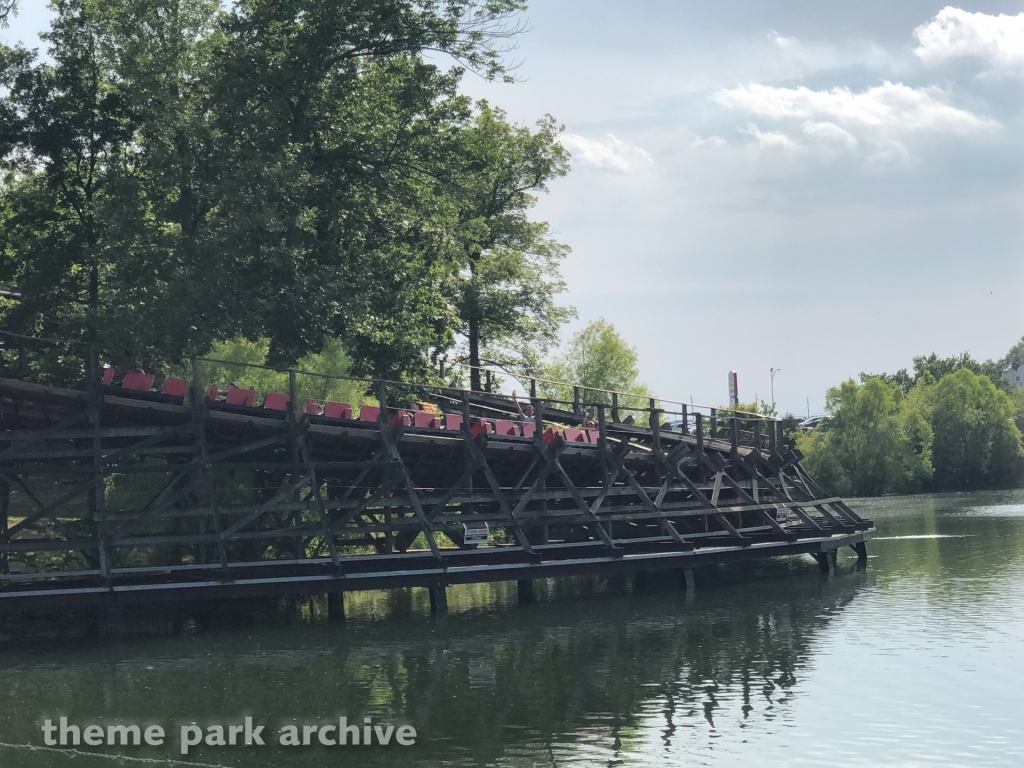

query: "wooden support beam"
left=0, top=410, right=91, bottom=462
left=657, top=445, right=748, bottom=545
left=0, top=475, right=8, bottom=575
left=459, top=417, right=534, bottom=554
left=190, top=379, right=229, bottom=574
left=115, top=471, right=202, bottom=538
left=296, top=420, right=338, bottom=567
left=600, top=442, right=689, bottom=547
left=533, top=437, right=617, bottom=553
left=851, top=541, right=867, bottom=562
left=221, top=472, right=314, bottom=538
left=6, top=474, right=94, bottom=539
left=376, top=382, right=442, bottom=561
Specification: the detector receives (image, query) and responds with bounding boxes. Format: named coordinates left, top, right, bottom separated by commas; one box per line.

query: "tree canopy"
left=1003, top=336, right=1024, bottom=370
left=543, top=319, right=653, bottom=411
left=0, top=0, right=16, bottom=28
left=799, top=378, right=933, bottom=497
left=927, top=368, right=1021, bottom=490
left=802, top=362, right=1023, bottom=496
left=450, top=103, right=573, bottom=390
left=0, top=0, right=573, bottom=387
left=862, top=348, right=1009, bottom=394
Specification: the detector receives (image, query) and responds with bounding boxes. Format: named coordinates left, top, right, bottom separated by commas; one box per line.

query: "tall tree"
left=0, top=0, right=16, bottom=28
left=199, top=1, right=528, bottom=377
left=0, top=0, right=142, bottom=379
left=1002, top=336, right=1024, bottom=370
left=0, top=0, right=557, bottom=385
left=798, top=377, right=933, bottom=497
left=91, top=0, right=221, bottom=361
left=927, top=368, right=1021, bottom=490
left=451, top=103, right=572, bottom=390
left=544, top=319, right=653, bottom=411
left=863, top=350, right=1007, bottom=394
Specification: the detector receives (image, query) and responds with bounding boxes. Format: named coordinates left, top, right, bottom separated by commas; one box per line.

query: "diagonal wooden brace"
left=460, top=430, right=534, bottom=554
left=600, top=443, right=688, bottom=547
left=533, top=437, right=618, bottom=553
left=653, top=453, right=749, bottom=545
left=376, top=384, right=442, bottom=561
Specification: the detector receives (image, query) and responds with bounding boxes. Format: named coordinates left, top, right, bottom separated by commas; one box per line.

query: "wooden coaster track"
left=0, top=340, right=873, bottom=612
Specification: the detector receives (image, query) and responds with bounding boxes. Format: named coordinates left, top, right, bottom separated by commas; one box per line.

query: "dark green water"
left=1, top=490, right=1023, bottom=767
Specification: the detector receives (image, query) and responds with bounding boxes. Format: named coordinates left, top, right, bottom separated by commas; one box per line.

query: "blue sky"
left=466, top=1, right=1024, bottom=414
left=5, top=2, right=1023, bottom=415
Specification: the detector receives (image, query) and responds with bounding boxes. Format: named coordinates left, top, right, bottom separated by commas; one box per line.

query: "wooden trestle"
left=0, top=374, right=873, bottom=613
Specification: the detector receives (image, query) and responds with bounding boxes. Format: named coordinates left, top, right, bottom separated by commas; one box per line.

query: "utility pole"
left=770, top=368, right=781, bottom=411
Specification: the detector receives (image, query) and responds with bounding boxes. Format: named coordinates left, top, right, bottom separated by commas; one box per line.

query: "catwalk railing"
left=0, top=332, right=872, bottom=608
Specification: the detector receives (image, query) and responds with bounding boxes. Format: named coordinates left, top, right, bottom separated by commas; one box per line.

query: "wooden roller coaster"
left=0, top=334, right=873, bottom=615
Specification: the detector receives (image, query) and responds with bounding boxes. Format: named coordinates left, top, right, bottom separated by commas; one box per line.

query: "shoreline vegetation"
left=797, top=339, right=1024, bottom=498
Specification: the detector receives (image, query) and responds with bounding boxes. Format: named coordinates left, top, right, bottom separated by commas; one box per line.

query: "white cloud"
left=769, top=30, right=798, bottom=50
left=713, top=81, right=995, bottom=135
left=559, top=133, right=653, bottom=172
left=764, top=29, right=891, bottom=73
left=801, top=120, right=857, bottom=147
left=914, top=7, right=1024, bottom=69
left=691, top=135, right=727, bottom=148
left=738, top=123, right=794, bottom=148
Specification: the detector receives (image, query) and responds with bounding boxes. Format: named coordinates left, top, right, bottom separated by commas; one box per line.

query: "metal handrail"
left=0, top=330, right=778, bottom=426
left=450, top=360, right=775, bottom=421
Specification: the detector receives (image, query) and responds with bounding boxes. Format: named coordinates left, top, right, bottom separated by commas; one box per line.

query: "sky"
left=4, top=1, right=1024, bottom=416
left=468, top=0, right=1024, bottom=415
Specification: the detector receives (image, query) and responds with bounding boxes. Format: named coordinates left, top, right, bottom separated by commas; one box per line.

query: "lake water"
left=1, top=489, right=1023, bottom=767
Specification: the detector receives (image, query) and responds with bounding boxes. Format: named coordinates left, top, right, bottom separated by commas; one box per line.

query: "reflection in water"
left=0, top=563, right=865, bottom=767
left=1, top=489, right=1023, bottom=767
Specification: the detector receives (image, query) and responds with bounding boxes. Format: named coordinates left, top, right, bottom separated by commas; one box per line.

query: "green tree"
left=1011, top=387, right=1024, bottom=438
left=450, top=103, right=573, bottom=390
left=798, top=377, right=933, bottom=497
left=544, top=319, right=653, bottom=413
left=926, top=368, right=1022, bottom=490
left=723, top=400, right=777, bottom=418
left=202, top=2, right=459, bottom=373
left=0, top=0, right=16, bottom=27
left=197, top=0, right=534, bottom=377
left=0, top=0, right=223, bottom=376
left=94, top=0, right=222, bottom=356
left=1002, top=336, right=1024, bottom=369
left=198, top=336, right=372, bottom=409
left=863, top=350, right=1007, bottom=394
left=0, top=0, right=143, bottom=380
left=859, top=368, right=915, bottom=394
left=0, top=0, right=568, bottom=387
left=913, top=352, right=1004, bottom=386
